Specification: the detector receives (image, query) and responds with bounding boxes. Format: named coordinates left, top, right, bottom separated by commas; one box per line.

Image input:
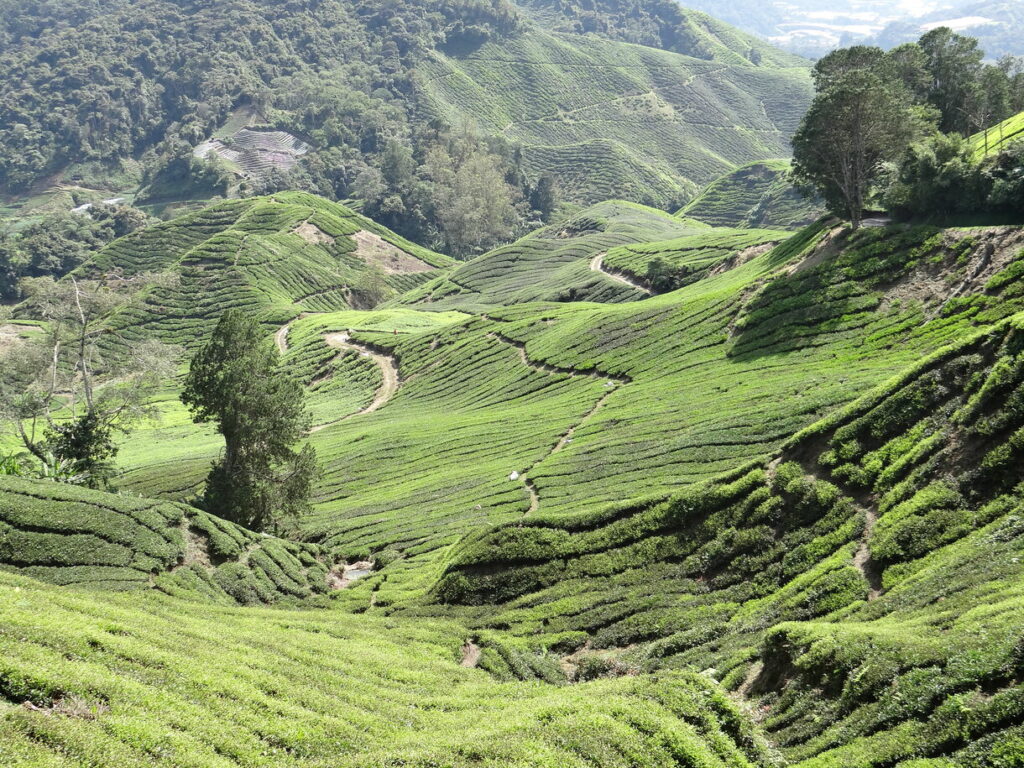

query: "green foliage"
left=793, top=48, right=935, bottom=228
left=43, top=413, right=118, bottom=490
left=677, top=160, right=824, bottom=230
left=182, top=310, right=317, bottom=533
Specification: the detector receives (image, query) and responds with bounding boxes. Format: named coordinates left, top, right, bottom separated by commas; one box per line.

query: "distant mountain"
left=870, top=0, right=1024, bottom=59
left=0, top=0, right=811, bottom=219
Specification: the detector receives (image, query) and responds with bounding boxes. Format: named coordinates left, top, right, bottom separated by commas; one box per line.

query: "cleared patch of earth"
left=293, top=222, right=334, bottom=246
left=352, top=231, right=433, bottom=274
left=0, top=323, right=36, bottom=352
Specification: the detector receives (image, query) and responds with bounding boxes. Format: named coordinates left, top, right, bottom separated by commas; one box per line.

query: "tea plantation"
left=3, top=189, right=1024, bottom=766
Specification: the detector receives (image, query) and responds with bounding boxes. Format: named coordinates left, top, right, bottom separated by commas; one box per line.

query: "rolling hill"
left=4, top=178, right=1024, bottom=765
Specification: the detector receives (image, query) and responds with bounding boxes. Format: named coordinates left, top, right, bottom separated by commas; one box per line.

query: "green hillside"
left=395, top=201, right=695, bottom=309
left=969, top=110, right=1024, bottom=161
left=420, top=26, right=811, bottom=207
left=0, top=477, right=330, bottom=604
left=0, top=570, right=774, bottom=767
left=5, top=189, right=1024, bottom=764
left=0, top=0, right=810, bottom=228
left=676, top=160, right=823, bottom=229
left=77, top=191, right=452, bottom=349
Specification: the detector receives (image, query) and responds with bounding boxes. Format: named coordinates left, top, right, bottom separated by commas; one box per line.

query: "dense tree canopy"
left=182, top=309, right=317, bottom=533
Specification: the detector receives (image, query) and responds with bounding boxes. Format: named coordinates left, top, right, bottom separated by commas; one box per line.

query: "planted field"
left=676, top=160, right=823, bottom=229
left=396, top=201, right=698, bottom=310
left=0, top=476, right=328, bottom=604
left=969, top=109, right=1024, bottom=161
left=0, top=571, right=773, bottom=767
left=79, top=192, right=452, bottom=350
left=421, top=27, right=811, bottom=207
left=5, top=193, right=1024, bottom=765
left=433, top=310, right=1024, bottom=766
left=602, top=227, right=788, bottom=287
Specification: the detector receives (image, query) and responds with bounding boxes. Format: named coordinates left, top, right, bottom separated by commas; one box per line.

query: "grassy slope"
left=421, top=26, right=811, bottom=207
left=6, top=198, right=1024, bottom=764
left=0, top=476, right=329, bottom=605
left=602, top=226, right=789, bottom=286
left=0, top=571, right=773, bottom=767
left=433, top=310, right=1024, bottom=766
left=79, top=191, right=452, bottom=350
left=969, top=110, right=1024, bottom=161
left=675, top=160, right=823, bottom=229
left=394, top=201, right=698, bottom=310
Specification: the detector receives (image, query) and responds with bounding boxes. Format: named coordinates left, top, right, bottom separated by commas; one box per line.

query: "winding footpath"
left=589, top=252, right=652, bottom=295
left=276, top=320, right=401, bottom=432
left=488, top=330, right=630, bottom=515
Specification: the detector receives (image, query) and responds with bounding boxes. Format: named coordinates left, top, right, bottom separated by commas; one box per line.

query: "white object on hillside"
left=509, top=471, right=520, bottom=481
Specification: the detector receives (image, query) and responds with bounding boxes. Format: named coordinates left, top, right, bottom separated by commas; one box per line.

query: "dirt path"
left=488, top=330, right=630, bottom=514
left=589, top=252, right=652, bottom=295
left=853, top=504, right=883, bottom=600
left=274, top=322, right=292, bottom=354
left=310, top=332, right=401, bottom=433
left=460, top=642, right=482, bottom=668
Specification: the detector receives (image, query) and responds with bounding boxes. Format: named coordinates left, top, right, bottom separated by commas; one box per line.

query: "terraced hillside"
left=0, top=0, right=812, bottom=222
left=601, top=227, right=788, bottom=289
left=5, top=193, right=1024, bottom=764
left=676, top=160, right=823, bottom=229
left=969, top=110, right=1024, bottom=161
left=0, top=570, right=773, bottom=767
left=78, top=191, right=452, bottom=349
left=396, top=201, right=702, bottom=310
left=0, top=476, right=329, bottom=604
left=433, top=312, right=1024, bottom=766
left=421, top=26, right=812, bottom=207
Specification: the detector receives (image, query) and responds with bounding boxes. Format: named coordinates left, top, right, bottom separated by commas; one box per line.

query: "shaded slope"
left=0, top=476, right=328, bottom=605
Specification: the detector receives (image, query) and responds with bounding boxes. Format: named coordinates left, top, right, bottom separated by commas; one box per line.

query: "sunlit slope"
left=969, top=110, right=1024, bottom=161
left=602, top=226, right=788, bottom=287
left=434, top=310, right=1024, bottom=767
left=79, top=191, right=452, bottom=349
left=0, top=572, right=773, bottom=767
left=0, top=476, right=328, bottom=604
left=676, top=160, right=823, bottom=229
left=395, top=201, right=699, bottom=310
left=421, top=27, right=812, bottom=207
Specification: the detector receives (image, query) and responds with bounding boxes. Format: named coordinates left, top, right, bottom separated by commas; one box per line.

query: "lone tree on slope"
left=792, top=48, right=933, bottom=229
left=182, top=310, right=318, bottom=534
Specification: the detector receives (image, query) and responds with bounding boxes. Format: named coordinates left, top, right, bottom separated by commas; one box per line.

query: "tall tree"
left=919, top=27, right=985, bottom=135
left=792, top=68, right=932, bottom=229
left=0, top=276, right=177, bottom=487
left=181, top=310, right=318, bottom=533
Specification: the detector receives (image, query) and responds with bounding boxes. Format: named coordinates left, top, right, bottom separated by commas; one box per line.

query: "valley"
left=2, top=2, right=1024, bottom=766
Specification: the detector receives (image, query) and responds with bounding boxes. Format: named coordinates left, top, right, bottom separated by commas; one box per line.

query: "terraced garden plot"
left=110, top=221, right=1024, bottom=614
left=602, top=227, right=788, bottom=287
left=420, top=27, right=812, bottom=207
left=0, top=476, right=328, bottom=604
left=395, top=200, right=700, bottom=310
left=431, top=311, right=1024, bottom=767
left=676, top=160, right=823, bottom=229
left=77, top=193, right=452, bottom=351
left=0, top=572, right=772, bottom=768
